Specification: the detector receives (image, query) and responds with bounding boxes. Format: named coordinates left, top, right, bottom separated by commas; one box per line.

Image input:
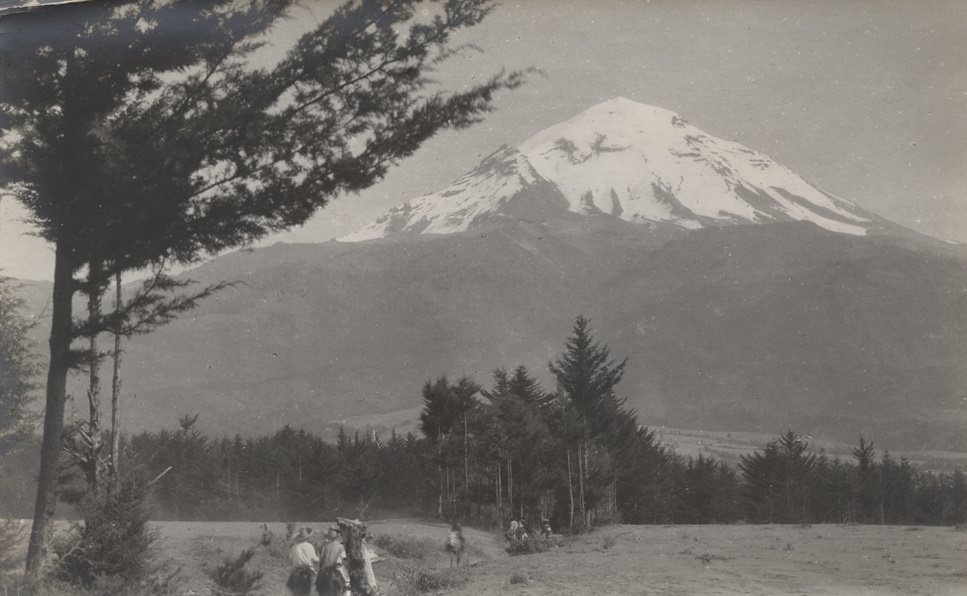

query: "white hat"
left=295, top=527, right=313, bottom=541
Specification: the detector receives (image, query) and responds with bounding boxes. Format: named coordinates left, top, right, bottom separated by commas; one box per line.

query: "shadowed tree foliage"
left=0, top=277, right=36, bottom=454
left=0, top=0, right=524, bottom=574
left=419, top=375, right=480, bottom=518
left=739, top=431, right=818, bottom=524
left=419, top=376, right=479, bottom=443
left=477, top=366, right=556, bottom=525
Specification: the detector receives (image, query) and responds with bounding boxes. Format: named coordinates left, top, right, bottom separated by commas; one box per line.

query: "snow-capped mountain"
left=16, top=98, right=961, bottom=450
left=342, top=97, right=877, bottom=242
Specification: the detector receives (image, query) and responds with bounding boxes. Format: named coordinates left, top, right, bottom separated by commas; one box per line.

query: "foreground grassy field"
left=146, top=520, right=967, bottom=595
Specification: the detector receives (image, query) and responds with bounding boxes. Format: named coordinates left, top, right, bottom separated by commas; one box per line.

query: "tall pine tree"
left=1, top=0, right=523, bottom=573
left=549, top=316, right=628, bottom=529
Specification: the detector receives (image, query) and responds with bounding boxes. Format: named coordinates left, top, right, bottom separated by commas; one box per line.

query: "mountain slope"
left=11, top=219, right=958, bottom=450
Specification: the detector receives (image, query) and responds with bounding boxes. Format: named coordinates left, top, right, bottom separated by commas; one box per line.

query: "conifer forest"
left=36, top=317, right=965, bottom=531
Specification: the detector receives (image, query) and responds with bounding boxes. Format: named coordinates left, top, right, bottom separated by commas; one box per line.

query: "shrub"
left=55, top=475, right=158, bottom=588
left=509, top=573, right=529, bottom=585
left=0, top=518, right=26, bottom=572
left=85, top=563, right=186, bottom=596
left=372, top=534, right=439, bottom=560
left=0, top=573, right=30, bottom=595
left=206, top=548, right=263, bottom=596
left=5, top=563, right=185, bottom=596
left=601, top=534, right=618, bottom=551
left=259, top=523, right=274, bottom=547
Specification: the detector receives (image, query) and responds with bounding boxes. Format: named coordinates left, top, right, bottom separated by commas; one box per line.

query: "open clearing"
left=143, top=520, right=967, bottom=595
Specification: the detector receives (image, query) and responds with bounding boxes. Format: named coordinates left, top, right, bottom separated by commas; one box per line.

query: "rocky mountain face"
left=16, top=99, right=967, bottom=450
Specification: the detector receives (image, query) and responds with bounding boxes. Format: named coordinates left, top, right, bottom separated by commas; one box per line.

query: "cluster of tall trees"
left=419, top=316, right=669, bottom=531
left=1, top=0, right=524, bottom=576
left=76, top=317, right=964, bottom=531
left=415, top=317, right=967, bottom=530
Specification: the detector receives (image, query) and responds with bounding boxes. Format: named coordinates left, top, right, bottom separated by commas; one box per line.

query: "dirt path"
left=450, top=524, right=967, bottom=595
left=152, top=521, right=967, bottom=595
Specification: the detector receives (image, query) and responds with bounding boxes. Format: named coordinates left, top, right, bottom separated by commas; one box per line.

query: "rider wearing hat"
left=287, top=527, right=319, bottom=595
left=319, top=525, right=351, bottom=596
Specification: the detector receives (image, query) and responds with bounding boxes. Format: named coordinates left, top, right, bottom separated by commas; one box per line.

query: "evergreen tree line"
left=112, top=317, right=966, bottom=530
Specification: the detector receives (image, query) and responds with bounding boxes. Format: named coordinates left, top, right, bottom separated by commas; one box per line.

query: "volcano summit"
left=344, top=98, right=888, bottom=242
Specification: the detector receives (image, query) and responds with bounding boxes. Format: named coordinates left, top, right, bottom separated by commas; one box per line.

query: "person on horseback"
left=317, top=525, right=351, bottom=596
left=540, top=518, right=552, bottom=540
left=506, top=519, right=519, bottom=543
left=286, top=527, right=319, bottom=596
left=445, top=523, right=466, bottom=568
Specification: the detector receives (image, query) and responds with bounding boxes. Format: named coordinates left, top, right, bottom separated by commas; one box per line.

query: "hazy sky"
left=2, top=0, right=965, bottom=280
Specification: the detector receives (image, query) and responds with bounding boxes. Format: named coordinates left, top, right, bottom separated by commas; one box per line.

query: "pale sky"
left=2, top=0, right=965, bottom=280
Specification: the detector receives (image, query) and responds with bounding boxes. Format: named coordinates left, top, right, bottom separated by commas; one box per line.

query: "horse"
left=286, top=565, right=316, bottom=596
left=316, top=565, right=347, bottom=596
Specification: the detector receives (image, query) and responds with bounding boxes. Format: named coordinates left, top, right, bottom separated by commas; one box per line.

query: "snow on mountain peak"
left=342, top=98, right=873, bottom=241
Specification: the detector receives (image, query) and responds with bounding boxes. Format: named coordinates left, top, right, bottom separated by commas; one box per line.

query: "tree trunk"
left=26, top=246, right=75, bottom=577
left=436, top=463, right=444, bottom=519
left=507, top=456, right=513, bottom=521
left=496, top=460, right=502, bottom=529
left=436, top=439, right=443, bottom=517
left=337, top=518, right=377, bottom=596
left=612, top=477, right=618, bottom=517
left=439, top=465, right=445, bottom=518
left=110, top=271, right=122, bottom=484
left=463, top=415, right=469, bottom=518
left=577, top=441, right=587, bottom=530
left=566, top=445, right=574, bottom=528
left=879, top=466, right=886, bottom=525
left=452, top=467, right=457, bottom=512
left=85, top=263, right=102, bottom=492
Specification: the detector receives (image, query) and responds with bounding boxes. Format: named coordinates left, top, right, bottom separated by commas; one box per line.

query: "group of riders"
left=506, top=517, right=553, bottom=545
left=286, top=517, right=551, bottom=595
left=286, top=522, right=465, bottom=596
left=286, top=524, right=378, bottom=596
